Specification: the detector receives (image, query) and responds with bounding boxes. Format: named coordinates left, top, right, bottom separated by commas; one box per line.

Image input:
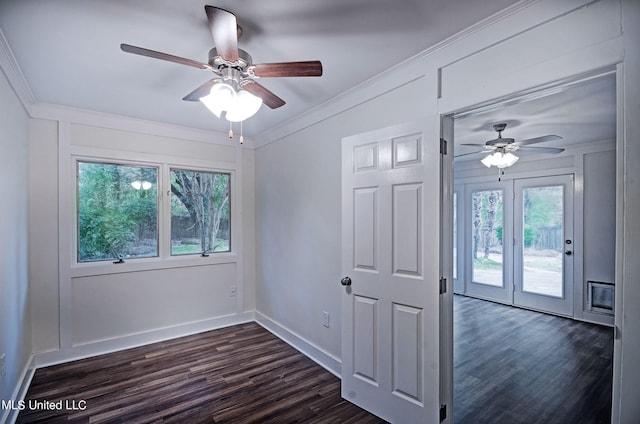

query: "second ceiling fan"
left=121, top=5, right=323, bottom=117
left=456, top=123, right=565, bottom=159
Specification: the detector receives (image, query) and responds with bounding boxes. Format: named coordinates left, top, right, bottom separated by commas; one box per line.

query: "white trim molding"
left=0, top=26, right=35, bottom=111
left=255, top=312, right=342, bottom=378
left=1, top=355, right=36, bottom=424
left=35, top=312, right=255, bottom=369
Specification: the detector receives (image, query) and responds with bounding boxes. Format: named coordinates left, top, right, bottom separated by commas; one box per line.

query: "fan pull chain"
left=228, top=121, right=233, bottom=139
left=239, top=121, right=244, bottom=145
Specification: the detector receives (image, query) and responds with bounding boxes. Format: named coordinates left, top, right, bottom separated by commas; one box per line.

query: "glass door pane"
left=522, top=185, right=564, bottom=297
left=471, top=190, right=503, bottom=287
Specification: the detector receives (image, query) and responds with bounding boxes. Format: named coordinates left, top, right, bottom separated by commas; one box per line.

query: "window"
left=76, top=160, right=232, bottom=264
left=77, top=161, right=158, bottom=262
left=170, top=169, right=230, bottom=255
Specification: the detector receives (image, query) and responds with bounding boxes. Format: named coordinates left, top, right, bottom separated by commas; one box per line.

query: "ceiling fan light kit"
left=481, top=150, right=519, bottom=168
left=120, top=5, right=323, bottom=143
left=456, top=122, right=565, bottom=180
left=199, top=80, right=263, bottom=122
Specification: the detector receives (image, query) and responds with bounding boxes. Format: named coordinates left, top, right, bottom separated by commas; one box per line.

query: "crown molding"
left=254, top=0, right=542, bottom=148
left=0, top=25, right=36, bottom=113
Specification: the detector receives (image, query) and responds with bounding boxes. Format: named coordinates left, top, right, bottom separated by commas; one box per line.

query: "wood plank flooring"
left=454, top=295, right=614, bottom=424
left=17, top=322, right=386, bottom=423
left=17, top=298, right=614, bottom=423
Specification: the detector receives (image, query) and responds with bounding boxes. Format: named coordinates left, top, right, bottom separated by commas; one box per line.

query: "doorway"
left=446, top=71, right=617, bottom=421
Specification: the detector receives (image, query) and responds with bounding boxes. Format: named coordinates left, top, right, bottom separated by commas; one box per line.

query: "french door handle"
left=565, top=250, right=573, bottom=256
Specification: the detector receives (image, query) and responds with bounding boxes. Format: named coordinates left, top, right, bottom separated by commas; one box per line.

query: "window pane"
left=471, top=190, right=503, bottom=286
left=522, top=185, right=564, bottom=297
left=77, top=162, right=158, bottom=262
left=170, top=169, right=230, bottom=255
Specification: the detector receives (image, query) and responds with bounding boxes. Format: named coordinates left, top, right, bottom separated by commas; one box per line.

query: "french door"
left=513, top=175, right=574, bottom=316
left=465, top=183, right=512, bottom=304
left=462, top=175, right=574, bottom=317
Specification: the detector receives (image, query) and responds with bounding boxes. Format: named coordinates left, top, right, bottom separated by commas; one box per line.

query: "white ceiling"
left=453, top=73, right=616, bottom=162
left=0, top=0, right=520, bottom=137
left=0, top=1, right=616, bottom=149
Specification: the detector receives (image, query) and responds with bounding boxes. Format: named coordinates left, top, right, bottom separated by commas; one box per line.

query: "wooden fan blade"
left=250, top=61, right=323, bottom=78
left=460, top=143, right=488, bottom=147
left=514, top=135, right=562, bottom=146
left=120, top=44, right=212, bottom=70
left=517, top=146, right=565, bottom=154
left=205, top=6, right=239, bottom=62
left=183, top=79, right=219, bottom=101
left=242, top=81, right=286, bottom=109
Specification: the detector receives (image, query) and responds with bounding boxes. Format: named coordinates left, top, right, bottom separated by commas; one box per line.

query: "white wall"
left=29, top=119, right=60, bottom=353
left=0, top=67, right=31, bottom=420
left=28, top=112, right=257, bottom=364
left=255, top=75, right=434, bottom=365
left=583, top=150, right=616, bottom=284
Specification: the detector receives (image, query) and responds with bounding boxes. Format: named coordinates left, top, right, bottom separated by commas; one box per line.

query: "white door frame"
left=442, top=68, right=621, bottom=421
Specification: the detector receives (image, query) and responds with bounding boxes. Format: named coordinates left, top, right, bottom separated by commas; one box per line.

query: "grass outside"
left=474, top=250, right=562, bottom=273
left=171, top=239, right=230, bottom=255
left=473, top=257, right=502, bottom=270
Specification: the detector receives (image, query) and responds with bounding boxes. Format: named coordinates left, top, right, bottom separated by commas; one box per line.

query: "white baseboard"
left=254, top=312, right=342, bottom=378
left=35, top=312, right=255, bottom=368
left=2, top=354, right=36, bottom=424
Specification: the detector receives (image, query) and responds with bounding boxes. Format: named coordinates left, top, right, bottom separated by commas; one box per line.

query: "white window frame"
left=69, top=147, right=238, bottom=278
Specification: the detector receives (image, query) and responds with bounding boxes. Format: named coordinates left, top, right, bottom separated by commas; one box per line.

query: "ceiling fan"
left=120, top=5, right=323, bottom=117
left=456, top=122, right=565, bottom=160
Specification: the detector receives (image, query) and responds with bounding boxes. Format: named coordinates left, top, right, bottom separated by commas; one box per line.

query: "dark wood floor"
left=17, top=298, right=614, bottom=423
left=18, top=322, right=386, bottom=424
left=454, top=295, right=614, bottom=424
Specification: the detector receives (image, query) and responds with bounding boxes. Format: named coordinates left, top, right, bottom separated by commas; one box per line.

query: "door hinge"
left=440, top=404, right=447, bottom=422
left=439, top=277, right=447, bottom=294
left=440, top=138, right=447, bottom=155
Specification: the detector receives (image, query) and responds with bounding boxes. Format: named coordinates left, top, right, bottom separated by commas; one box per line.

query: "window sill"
left=70, top=252, right=238, bottom=278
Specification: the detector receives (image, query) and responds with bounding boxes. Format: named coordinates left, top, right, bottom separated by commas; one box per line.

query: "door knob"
left=341, top=276, right=352, bottom=286
left=565, top=250, right=572, bottom=256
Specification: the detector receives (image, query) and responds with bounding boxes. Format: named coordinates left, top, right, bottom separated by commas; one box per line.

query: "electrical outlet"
left=229, top=286, right=237, bottom=297
left=322, top=311, right=330, bottom=328
left=0, top=353, right=6, bottom=379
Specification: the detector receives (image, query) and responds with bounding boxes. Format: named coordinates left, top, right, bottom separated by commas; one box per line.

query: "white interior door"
left=513, top=175, right=574, bottom=316
left=341, top=122, right=441, bottom=423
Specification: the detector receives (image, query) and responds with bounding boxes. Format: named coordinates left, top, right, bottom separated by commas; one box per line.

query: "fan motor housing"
left=208, top=47, right=252, bottom=70
left=486, top=137, right=515, bottom=147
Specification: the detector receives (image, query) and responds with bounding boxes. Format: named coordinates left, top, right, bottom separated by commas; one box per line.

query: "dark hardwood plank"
left=19, top=298, right=611, bottom=423
left=454, top=295, right=614, bottom=424
left=17, top=323, right=387, bottom=423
